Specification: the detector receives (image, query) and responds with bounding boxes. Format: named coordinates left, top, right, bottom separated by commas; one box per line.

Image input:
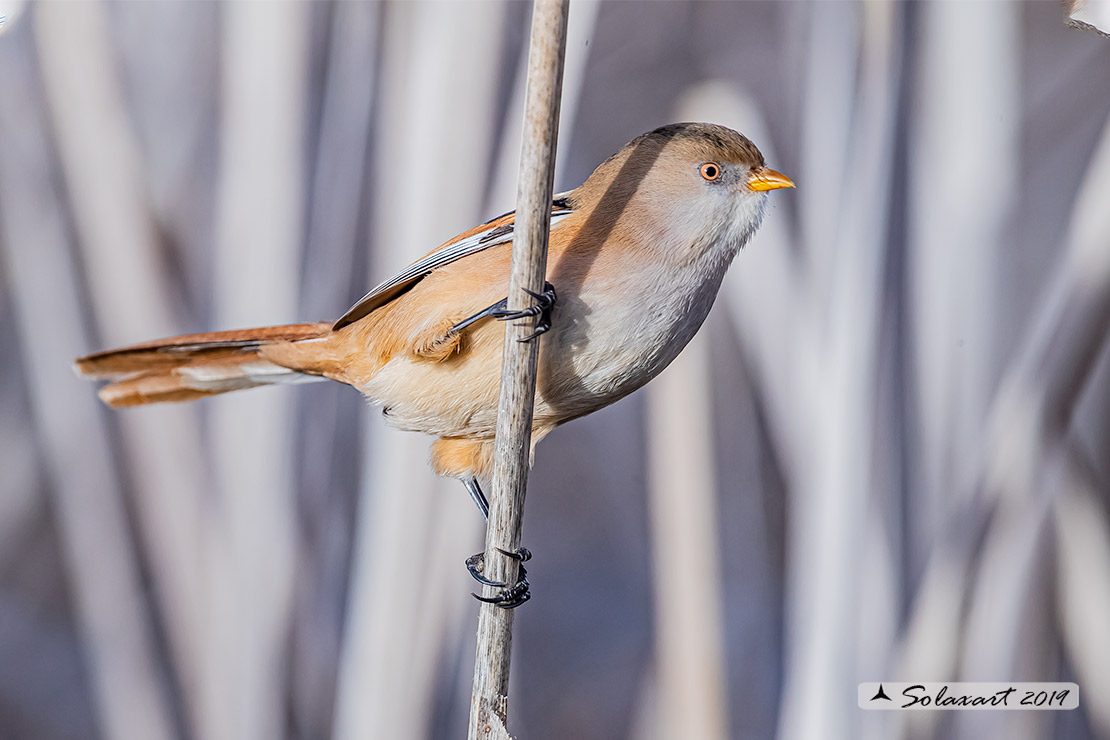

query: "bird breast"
left=533, top=237, right=737, bottom=425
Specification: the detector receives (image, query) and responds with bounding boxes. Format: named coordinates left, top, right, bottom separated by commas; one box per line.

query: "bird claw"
left=489, top=282, right=557, bottom=342
left=473, top=578, right=531, bottom=609
left=498, top=546, right=532, bottom=562
left=465, top=551, right=503, bottom=586
left=467, top=547, right=533, bottom=608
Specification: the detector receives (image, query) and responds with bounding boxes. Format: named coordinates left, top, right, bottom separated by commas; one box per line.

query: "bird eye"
left=700, top=163, right=721, bottom=181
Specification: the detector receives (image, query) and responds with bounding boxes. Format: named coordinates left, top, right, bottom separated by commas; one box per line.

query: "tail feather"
left=75, top=323, right=332, bottom=408
left=96, top=369, right=222, bottom=408
left=75, top=323, right=330, bottom=378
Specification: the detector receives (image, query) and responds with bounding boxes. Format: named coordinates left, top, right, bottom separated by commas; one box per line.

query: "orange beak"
left=746, top=167, right=795, bottom=192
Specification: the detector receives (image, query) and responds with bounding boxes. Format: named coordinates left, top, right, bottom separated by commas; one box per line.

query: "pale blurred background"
left=1, top=1, right=1109, bottom=739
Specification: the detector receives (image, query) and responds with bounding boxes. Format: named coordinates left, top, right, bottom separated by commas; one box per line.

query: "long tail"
left=74, top=323, right=332, bottom=408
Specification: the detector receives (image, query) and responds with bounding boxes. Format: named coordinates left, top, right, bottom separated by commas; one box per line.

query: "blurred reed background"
left=0, top=1, right=1108, bottom=739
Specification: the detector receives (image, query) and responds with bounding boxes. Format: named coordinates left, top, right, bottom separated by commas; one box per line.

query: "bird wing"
left=332, top=197, right=575, bottom=330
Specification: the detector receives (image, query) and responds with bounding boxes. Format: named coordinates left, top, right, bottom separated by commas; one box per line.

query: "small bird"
left=75, top=122, right=793, bottom=605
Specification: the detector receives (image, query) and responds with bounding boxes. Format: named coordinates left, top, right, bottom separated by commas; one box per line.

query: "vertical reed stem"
left=466, top=1, right=569, bottom=738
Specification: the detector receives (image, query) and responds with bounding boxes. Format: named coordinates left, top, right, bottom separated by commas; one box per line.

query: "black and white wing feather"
left=333, top=199, right=574, bottom=329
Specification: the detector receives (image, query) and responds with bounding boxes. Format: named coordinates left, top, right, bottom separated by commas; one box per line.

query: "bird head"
left=570, top=122, right=793, bottom=265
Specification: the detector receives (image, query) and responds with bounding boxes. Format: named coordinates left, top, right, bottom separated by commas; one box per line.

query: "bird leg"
left=462, top=476, right=489, bottom=519
left=449, top=282, right=557, bottom=342
left=461, top=476, right=532, bottom=608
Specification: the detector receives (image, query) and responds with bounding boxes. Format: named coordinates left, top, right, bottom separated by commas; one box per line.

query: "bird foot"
left=489, top=282, right=557, bottom=342
left=448, top=282, right=557, bottom=342
left=467, top=547, right=532, bottom=609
